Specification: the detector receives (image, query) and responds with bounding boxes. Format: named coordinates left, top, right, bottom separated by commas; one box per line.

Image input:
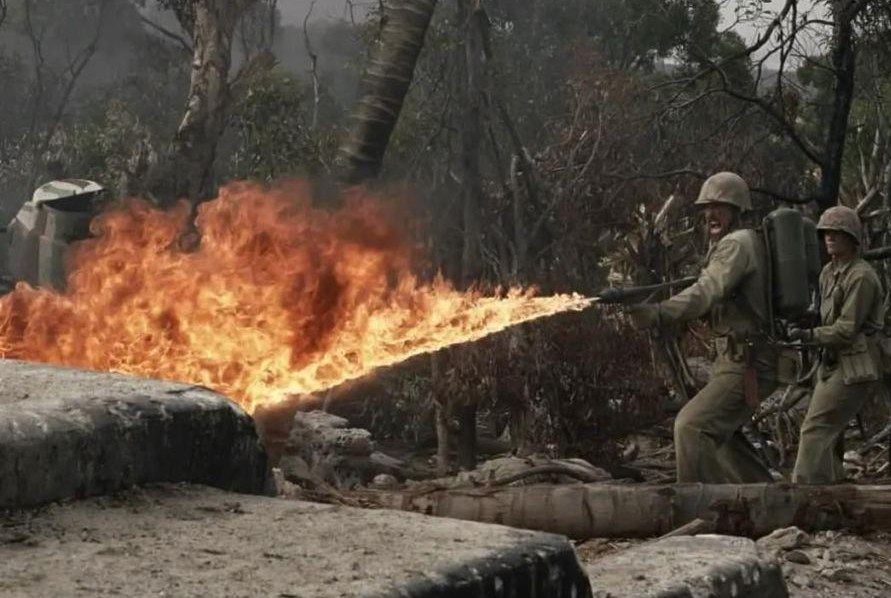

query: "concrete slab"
left=0, top=484, right=592, bottom=598
left=0, top=360, right=270, bottom=508
left=585, top=535, right=788, bottom=598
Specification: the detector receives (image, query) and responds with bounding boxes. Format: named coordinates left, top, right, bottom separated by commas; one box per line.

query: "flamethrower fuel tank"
left=763, top=208, right=813, bottom=320
left=802, top=216, right=822, bottom=285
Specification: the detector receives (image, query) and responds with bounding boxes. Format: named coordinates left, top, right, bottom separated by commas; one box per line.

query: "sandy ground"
left=0, top=483, right=574, bottom=598
left=576, top=529, right=891, bottom=598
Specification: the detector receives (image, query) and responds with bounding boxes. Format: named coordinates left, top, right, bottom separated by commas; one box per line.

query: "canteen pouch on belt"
left=839, top=334, right=880, bottom=385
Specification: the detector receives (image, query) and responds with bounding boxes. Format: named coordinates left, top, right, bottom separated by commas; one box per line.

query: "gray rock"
left=822, top=567, right=855, bottom=582
left=371, top=474, right=399, bottom=489
left=288, top=410, right=374, bottom=457
left=281, top=411, right=406, bottom=489
left=757, top=526, right=810, bottom=552
left=789, top=575, right=812, bottom=588
left=586, top=535, right=788, bottom=597
left=784, top=550, right=811, bottom=565
left=0, top=360, right=270, bottom=509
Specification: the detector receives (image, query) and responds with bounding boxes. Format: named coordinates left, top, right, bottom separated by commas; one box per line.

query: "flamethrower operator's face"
left=701, top=203, right=738, bottom=242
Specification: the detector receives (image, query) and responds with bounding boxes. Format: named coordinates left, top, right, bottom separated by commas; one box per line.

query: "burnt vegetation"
left=1, top=0, right=890, bottom=473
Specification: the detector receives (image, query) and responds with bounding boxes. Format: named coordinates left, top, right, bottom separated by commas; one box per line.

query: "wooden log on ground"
left=359, top=482, right=891, bottom=539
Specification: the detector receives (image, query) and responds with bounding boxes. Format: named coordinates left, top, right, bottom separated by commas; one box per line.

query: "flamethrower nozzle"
left=593, top=276, right=698, bottom=305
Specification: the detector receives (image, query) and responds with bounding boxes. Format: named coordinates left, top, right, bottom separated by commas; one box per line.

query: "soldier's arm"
left=655, top=238, right=749, bottom=327
left=811, top=273, right=879, bottom=347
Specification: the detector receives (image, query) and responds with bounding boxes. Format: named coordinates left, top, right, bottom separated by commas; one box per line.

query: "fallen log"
left=358, top=482, right=891, bottom=539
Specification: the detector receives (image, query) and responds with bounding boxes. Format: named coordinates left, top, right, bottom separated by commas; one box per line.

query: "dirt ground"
left=771, top=530, right=891, bottom=598
left=576, top=530, right=891, bottom=598
left=0, top=483, right=578, bottom=598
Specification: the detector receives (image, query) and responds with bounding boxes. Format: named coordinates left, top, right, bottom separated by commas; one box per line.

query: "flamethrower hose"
left=762, top=218, right=778, bottom=339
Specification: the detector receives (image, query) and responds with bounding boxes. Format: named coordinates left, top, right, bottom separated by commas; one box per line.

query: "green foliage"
left=226, top=68, right=322, bottom=181
left=56, top=99, right=156, bottom=198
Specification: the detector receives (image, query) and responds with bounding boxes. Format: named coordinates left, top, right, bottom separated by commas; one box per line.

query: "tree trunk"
left=458, top=0, right=483, bottom=288
left=337, top=0, right=439, bottom=185
left=169, top=0, right=258, bottom=204
left=818, top=0, right=865, bottom=211
left=452, top=0, right=486, bottom=471
left=431, top=352, right=451, bottom=475
left=360, top=482, right=891, bottom=540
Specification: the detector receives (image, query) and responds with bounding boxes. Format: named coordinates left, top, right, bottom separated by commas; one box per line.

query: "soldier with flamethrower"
left=623, top=172, right=779, bottom=484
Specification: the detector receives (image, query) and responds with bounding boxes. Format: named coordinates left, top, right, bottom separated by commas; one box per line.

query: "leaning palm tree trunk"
left=338, top=0, right=439, bottom=184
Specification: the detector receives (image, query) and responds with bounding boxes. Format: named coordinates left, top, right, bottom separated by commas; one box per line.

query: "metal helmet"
left=31, top=179, right=104, bottom=205
left=694, top=172, right=752, bottom=212
left=816, top=205, right=862, bottom=245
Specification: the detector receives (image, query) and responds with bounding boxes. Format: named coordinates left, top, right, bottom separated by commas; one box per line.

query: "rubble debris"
left=755, top=528, right=891, bottom=598
left=784, top=550, right=811, bottom=565
left=408, top=455, right=612, bottom=490
left=757, top=526, right=811, bottom=554
left=370, top=474, right=400, bottom=489
left=279, top=410, right=406, bottom=489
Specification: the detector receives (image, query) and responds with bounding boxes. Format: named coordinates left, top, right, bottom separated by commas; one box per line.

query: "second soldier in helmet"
left=788, top=206, right=885, bottom=483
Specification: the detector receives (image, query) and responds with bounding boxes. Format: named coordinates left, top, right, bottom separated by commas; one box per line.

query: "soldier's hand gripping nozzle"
left=594, top=277, right=698, bottom=330
left=593, top=276, right=698, bottom=305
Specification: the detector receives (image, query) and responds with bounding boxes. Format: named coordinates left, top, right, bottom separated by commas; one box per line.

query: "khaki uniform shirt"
left=813, top=257, right=884, bottom=383
left=655, top=228, right=773, bottom=372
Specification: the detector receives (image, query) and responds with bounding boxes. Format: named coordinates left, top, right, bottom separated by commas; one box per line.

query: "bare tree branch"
left=138, top=14, right=193, bottom=54
left=604, top=168, right=815, bottom=204
left=652, top=0, right=798, bottom=95
left=709, top=63, right=824, bottom=166
left=303, top=1, right=321, bottom=130
left=22, top=0, right=110, bottom=189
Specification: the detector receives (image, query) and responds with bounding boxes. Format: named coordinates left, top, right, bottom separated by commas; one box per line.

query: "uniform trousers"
left=674, top=354, right=777, bottom=484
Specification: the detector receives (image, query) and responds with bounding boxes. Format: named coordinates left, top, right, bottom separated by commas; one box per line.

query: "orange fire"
left=0, top=181, right=592, bottom=412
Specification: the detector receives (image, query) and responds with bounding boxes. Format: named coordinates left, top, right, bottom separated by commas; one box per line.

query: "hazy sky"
left=719, top=0, right=825, bottom=65
left=278, top=0, right=374, bottom=24
left=277, top=0, right=825, bottom=55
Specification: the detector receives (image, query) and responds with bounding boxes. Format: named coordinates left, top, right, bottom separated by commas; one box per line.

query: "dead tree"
left=819, top=0, right=868, bottom=210
left=161, top=0, right=260, bottom=204
left=446, top=0, right=485, bottom=471
left=361, top=481, right=891, bottom=539
left=337, top=0, right=440, bottom=184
